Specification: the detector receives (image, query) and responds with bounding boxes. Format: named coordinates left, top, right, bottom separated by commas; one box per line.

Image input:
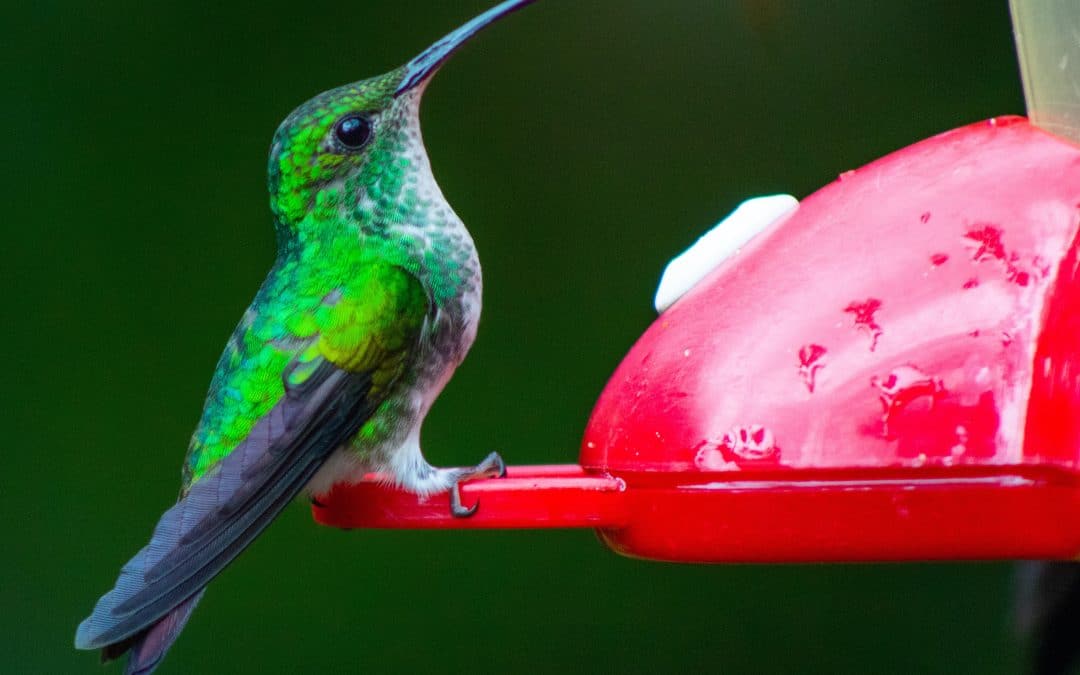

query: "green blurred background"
left=6, top=0, right=1034, bottom=672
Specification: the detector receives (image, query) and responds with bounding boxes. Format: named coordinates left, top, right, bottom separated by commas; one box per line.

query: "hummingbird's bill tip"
left=395, top=0, right=538, bottom=95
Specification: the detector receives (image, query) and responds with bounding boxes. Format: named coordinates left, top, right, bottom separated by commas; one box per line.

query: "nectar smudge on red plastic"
left=798, top=343, right=828, bottom=393
left=870, top=365, right=945, bottom=437
left=723, top=425, right=780, bottom=461
left=694, top=425, right=781, bottom=468
left=949, top=424, right=969, bottom=462
left=844, top=298, right=883, bottom=351
left=694, top=444, right=739, bottom=471
left=964, top=224, right=1007, bottom=262
left=962, top=224, right=1037, bottom=287
left=1007, top=267, right=1030, bottom=286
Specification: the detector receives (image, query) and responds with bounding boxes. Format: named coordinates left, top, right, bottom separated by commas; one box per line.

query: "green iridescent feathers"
left=180, top=68, right=446, bottom=489
left=269, top=69, right=405, bottom=226
left=183, top=257, right=427, bottom=489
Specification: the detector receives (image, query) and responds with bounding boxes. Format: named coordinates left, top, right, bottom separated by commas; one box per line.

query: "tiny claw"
left=310, top=496, right=327, bottom=508
left=449, top=482, right=479, bottom=518
left=473, top=450, right=506, bottom=478
left=491, top=452, right=507, bottom=478
left=445, top=451, right=508, bottom=517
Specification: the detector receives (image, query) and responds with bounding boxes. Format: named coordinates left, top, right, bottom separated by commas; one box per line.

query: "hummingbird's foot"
left=448, top=451, right=506, bottom=518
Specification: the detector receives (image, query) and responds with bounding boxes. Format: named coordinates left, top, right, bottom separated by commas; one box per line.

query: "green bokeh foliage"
left=5, top=1, right=1027, bottom=672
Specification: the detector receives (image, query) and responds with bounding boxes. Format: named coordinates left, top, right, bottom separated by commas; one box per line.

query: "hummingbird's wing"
left=75, top=262, right=429, bottom=665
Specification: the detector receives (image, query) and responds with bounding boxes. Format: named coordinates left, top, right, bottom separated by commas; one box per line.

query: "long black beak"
left=396, top=0, right=538, bottom=96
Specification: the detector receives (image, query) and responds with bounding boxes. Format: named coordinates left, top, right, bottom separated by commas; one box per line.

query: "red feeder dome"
left=313, top=116, right=1080, bottom=562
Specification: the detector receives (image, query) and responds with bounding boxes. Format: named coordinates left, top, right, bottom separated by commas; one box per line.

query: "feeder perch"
left=313, top=0, right=1080, bottom=563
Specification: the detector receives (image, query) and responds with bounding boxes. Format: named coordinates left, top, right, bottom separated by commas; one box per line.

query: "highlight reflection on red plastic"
left=315, top=117, right=1080, bottom=562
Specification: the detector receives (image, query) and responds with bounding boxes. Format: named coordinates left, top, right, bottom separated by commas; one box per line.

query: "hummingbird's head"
left=267, top=0, right=536, bottom=231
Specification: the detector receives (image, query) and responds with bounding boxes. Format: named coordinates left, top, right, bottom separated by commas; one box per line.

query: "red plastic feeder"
left=313, top=116, right=1080, bottom=562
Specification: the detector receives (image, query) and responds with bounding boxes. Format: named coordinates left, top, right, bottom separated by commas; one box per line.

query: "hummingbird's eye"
left=333, top=115, right=372, bottom=151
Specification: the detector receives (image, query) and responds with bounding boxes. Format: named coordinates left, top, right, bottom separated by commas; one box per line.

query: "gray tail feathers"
left=76, top=365, right=376, bottom=673
left=98, top=588, right=206, bottom=675
left=1015, top=561, right=1080, bottom=675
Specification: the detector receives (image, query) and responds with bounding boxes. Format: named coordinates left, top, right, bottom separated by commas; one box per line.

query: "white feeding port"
left=654, top=194, right=799, bottom=313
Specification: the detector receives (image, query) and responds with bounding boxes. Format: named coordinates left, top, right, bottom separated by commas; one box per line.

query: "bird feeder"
left=313, top=0, right=1080, bottom=562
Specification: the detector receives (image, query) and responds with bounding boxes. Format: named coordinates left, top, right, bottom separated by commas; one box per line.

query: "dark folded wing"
left=76, top=262, right=430, bottom=651
left=75, top=361, right=373, bottom=648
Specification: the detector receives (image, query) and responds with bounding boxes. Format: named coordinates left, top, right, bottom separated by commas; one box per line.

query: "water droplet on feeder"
left=870, top=365, right=945, bottom=437
left=844, top=298, right=883, bottom=351
left=723, top=424, right=780, bottom=461
left=798, top=343, right=828, bottom=393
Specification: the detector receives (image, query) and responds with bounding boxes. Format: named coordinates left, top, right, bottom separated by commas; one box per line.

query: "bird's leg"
left=445, top=451, right=506, bottom=518
left=390, top=446, right=507, bottom=517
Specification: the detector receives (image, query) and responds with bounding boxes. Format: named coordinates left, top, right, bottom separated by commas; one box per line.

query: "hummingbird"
left=74, top=1, right=537, bottom=672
